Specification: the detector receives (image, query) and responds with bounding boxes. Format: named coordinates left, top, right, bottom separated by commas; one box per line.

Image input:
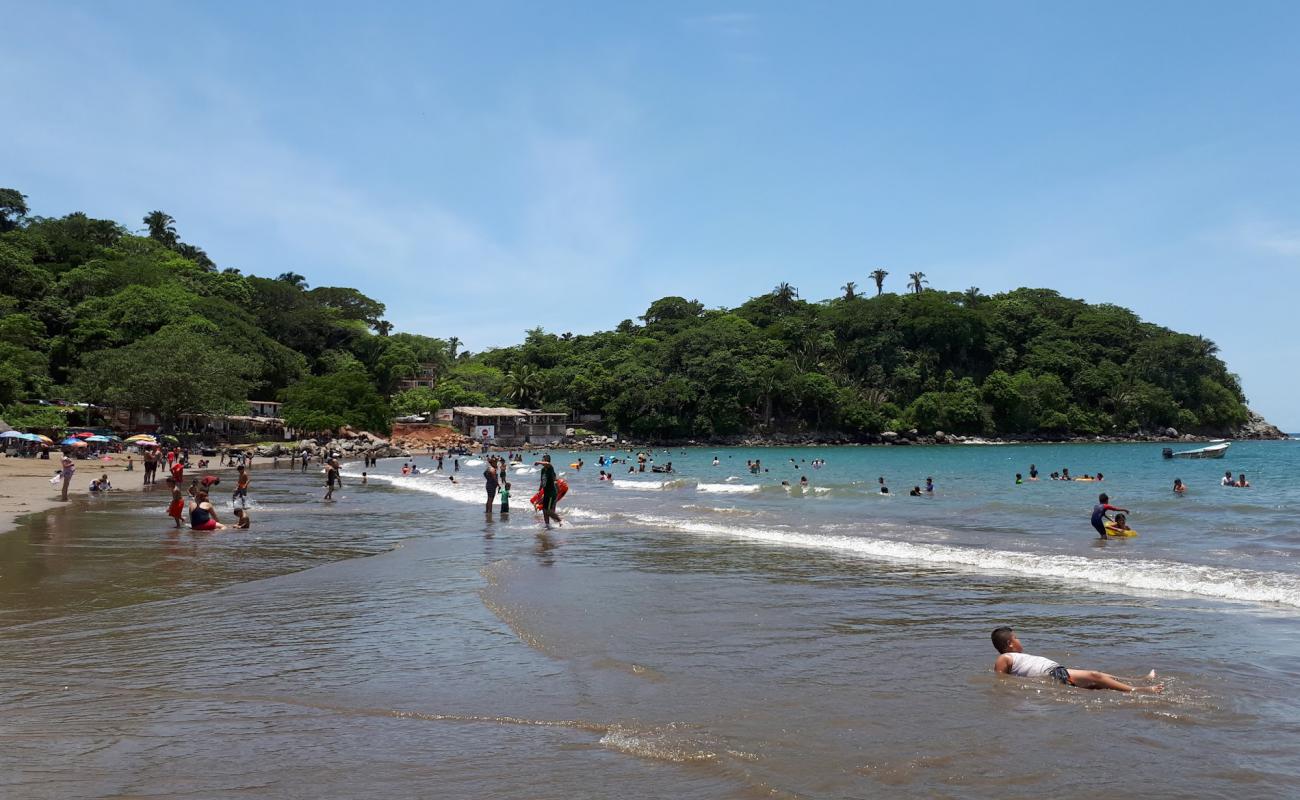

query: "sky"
left=4, top=1, right=1299, bottom=429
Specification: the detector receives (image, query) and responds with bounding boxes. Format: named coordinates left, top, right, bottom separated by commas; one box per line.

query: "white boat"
left=1162, top=442, right=1230, bottom=459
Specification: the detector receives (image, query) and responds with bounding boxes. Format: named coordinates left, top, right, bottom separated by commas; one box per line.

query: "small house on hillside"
left=249, top=400, right=282, bottom=418
left=397, top=363, right=442, bottom=391
left=448, top=406, right=568, bottom=446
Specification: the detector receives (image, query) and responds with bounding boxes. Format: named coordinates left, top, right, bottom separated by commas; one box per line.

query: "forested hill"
left=0, top=189, right=1253, bottom=439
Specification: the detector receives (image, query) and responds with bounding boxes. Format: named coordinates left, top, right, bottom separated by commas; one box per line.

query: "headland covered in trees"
left=0, top=189, right=1281, bottom=443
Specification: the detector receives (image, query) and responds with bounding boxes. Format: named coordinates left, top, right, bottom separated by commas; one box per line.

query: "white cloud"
left=1230, top=220, right=1300, bottom=257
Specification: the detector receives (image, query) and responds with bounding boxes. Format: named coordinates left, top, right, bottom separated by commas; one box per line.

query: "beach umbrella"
left=84, top=435, right=111, bottom=442
left=74, top=432, right=94, bottom=439
left=0, top=430, right=25, bottom=439
left=34, top=434, right=53, bottom=444
left=21, top=433, right=43, bottom=442
left=67, top=440, right=89, bottom=448
left=60, top=437, right=80, bottom=445
left=125, top=434, right=157, bottom=443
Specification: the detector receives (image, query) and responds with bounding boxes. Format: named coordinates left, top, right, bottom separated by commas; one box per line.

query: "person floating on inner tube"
left=1090, top=493, right=1129, bottom=537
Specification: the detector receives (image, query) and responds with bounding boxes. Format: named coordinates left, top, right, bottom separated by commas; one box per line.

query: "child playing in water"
left=1090, top=493, right=1130, bottom=537
left=166, top=478, right=185, bottom=528
left=232, top=508, right=250, bottom=529
left=1109, top=512, right=1132, bottom=533
left=991, top=627, right=1162, bottom=693
left=1173, top=478, right=1186, bottom=494
left=500, top=481, right=511, bottom=514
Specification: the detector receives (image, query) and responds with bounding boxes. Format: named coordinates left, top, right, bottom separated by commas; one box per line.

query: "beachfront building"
left=248, top=400, right=283, bottom=418
left=448, top=406, right=569, bottom=446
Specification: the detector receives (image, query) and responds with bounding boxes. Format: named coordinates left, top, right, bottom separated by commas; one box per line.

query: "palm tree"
left=772, top=282, right=799, bottom=307
left=841, top=281, right=858, bottom=300
left=447, top=336, right=461, bottom=360
left=506, top=364, right=542, bottom=407
left=276, top=272, right=309, bottom=289
left=870, top=269, right=889, bottom=295
left=143, top=211, right=177, bottom=247
left=372, top=319, right=393, bottom=336
left=908, top=271, right=928, bottom=294
left=962, top=286, right=982, bottom=307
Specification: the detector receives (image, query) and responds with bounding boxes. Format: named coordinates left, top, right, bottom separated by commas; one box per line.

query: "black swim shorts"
left=1050, top=665, right=1073, bottom=686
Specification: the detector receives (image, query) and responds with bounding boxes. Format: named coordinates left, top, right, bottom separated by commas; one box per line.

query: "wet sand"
left=0, top=454, right=112, bottom=534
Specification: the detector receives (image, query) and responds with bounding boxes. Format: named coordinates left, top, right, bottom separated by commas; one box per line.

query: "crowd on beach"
left=23, top=435, right=1273, bottom=698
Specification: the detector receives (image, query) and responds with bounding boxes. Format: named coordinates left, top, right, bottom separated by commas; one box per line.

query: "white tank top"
left=1005, top=652, right=1060, bottom=678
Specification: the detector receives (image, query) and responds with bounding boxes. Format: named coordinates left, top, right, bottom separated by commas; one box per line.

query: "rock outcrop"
left=1235, top=411, right=1288, bottom=440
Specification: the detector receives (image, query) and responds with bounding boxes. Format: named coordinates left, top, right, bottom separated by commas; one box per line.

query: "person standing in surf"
left=232, top=465, right=250, bottom=508
left=535, top=454, right=562, bottom=529
left=324, top=458, right=341, bottom=501
left=484, top=459, right=499, bottom=513
left=1090, top=493, right=1129, bottom=537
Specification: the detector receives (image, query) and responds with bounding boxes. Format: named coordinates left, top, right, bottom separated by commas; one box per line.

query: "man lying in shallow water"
left=992, top=627, right=1163, bottom=693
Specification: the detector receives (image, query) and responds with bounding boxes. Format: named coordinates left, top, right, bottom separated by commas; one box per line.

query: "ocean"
left=2, top=440, right=1298, bottom=798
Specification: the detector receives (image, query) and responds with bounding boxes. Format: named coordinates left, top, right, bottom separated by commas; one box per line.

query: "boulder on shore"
left=1235, top=411, right=1288, bottom=440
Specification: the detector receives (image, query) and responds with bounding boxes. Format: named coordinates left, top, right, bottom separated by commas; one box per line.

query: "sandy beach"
left=0, top=455, right=125, bottom=536
left=0, top=453, right=242, bottom=536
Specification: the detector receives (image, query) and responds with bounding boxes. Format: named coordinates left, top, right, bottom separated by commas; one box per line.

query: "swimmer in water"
left=232, top=508, right=250, bottom=529
left=1173, top=478, right=1185, bottom=494
left=878, top=477, right=889, bottom=495
left=992, top=627, right=1162, bottom=693
left=925, top=477, right=934, bottom=494
left=1090, top=493, right=1129, bottom=537
left=189, top=491, right=225, bottom=531
left=909, top=486, right=922, bottom=496
left=1015, top=473, right=1023, bottom=485
left=1110, top=512, right=1131, bottom=533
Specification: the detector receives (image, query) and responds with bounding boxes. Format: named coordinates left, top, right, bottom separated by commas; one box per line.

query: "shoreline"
left=558, top=431, right=1291, bottom=451
left=0, top=454, right=251, bottom=538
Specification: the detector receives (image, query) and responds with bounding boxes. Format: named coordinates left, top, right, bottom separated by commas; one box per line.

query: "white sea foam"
left=612, top=479, right=668, bottom=490
left=343, top=468, right=485, bottom=505
left=696, top=483, right=760, bottom=494
left=627, top=515, right=1300, bottom=608
left=463, top=459, right=484, bottom=466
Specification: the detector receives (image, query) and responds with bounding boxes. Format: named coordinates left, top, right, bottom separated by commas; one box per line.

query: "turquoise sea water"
left=372, top=439, right=1300, bottom=607
left=2, top=439, right=1298, bottom=798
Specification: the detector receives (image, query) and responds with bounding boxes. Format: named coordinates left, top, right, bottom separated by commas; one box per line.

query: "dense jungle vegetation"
left=0, top=189, right=1249, bottom=439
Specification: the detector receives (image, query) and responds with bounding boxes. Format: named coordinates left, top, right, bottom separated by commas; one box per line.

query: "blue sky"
left=4, top=1, right=1298, bottom=428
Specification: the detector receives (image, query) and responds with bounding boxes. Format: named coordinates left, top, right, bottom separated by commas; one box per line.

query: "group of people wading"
left=482, top=453, right=563, bottom=529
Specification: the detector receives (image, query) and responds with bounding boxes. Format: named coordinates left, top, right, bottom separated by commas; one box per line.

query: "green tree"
left=281, top=369, right=391, bottom=433
left=870, top=268, right=889, bottom=295
left=73, top=324, right=254, bottom=430
left=908, top=271, right=928, bottom=294
left=0, top=188, right=29, bottom=232
left=142, top=211, right=178, bottom=247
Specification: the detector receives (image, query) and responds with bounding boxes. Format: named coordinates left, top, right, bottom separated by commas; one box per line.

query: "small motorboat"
left=1162, top=442, right=1230, bottom=459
